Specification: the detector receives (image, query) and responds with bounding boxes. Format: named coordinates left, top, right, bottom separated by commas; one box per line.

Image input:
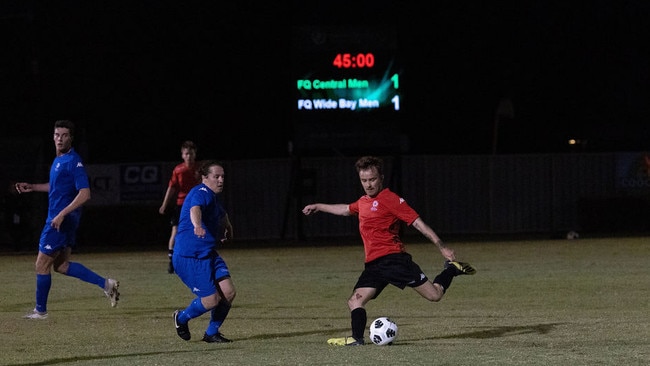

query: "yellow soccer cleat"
left=327, top=336, right=364, bottom=346
left=445, top=260, right=477, bottom=275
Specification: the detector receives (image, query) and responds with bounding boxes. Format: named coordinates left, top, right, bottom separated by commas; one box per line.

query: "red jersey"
left=168, top=163, right=199, bottom=206
left=348, top=188, right=420, bottom=263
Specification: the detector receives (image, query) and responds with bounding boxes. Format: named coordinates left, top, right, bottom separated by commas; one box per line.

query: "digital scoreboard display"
left=296, top=51, right=401, bottom=112
left=291, top=25, right=404, bottom=155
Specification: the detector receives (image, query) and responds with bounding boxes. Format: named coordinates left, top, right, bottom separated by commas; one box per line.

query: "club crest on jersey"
left=371, top=200, right=378, bottom=211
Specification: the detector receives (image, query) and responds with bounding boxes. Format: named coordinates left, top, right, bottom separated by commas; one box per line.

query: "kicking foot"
left=445, top=260, right=477, bottom=275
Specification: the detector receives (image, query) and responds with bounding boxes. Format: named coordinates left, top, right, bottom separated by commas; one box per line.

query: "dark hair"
left=199, top=160, right=224, bottom=176
left=54, top=120, right=75, bottom=136
left=355, top=156, right=383, bottom=175
left=181, top=140, right=197, bottom=151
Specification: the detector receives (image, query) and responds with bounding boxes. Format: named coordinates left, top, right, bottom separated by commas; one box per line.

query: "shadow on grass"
left=428, top=323, right=564, bottom=340
left=239, top=327, right=351, bottom=341
left=6, top=329, right=352, bottom=366
left=5, top=349, right=215, bottom=366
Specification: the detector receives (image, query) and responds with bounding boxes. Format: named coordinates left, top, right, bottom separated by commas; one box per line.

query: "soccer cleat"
left=173, top=310, right=191, bottom=341
left=167, top=260, right=174, bottom=274
left=104, top=278, right=120, bottom=307
left=445, top=260, right=477, bottom=275
left=202, top=332, right=233, bottom=343
left=327, top=336, right=364, bottom=346
left=23, top=308, right=48, bottom=320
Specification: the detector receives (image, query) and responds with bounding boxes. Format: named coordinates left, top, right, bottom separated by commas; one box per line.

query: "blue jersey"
left=47, top=148, right=89, bottom=223
left=174, top=183, right=228, bottom=258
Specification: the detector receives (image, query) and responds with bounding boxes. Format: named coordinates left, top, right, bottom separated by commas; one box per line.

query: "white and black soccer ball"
left=369, top=317, right=398, bottom=346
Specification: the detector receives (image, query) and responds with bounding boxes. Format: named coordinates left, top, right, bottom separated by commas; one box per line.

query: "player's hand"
left=50, top=214, right=64, bottom=231
left=440, top=247, right=455, bottom=261
left=302, top=204, right=317, bottom=215
left=221, top=227, right=233, bottom=243
left=194, top=226, right=206, bottom=238
left=15, top=182, right=32, bottom=194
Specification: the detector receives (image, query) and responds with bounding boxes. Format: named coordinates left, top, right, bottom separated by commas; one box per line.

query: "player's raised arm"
left=302, top=203, right=351, bottom=216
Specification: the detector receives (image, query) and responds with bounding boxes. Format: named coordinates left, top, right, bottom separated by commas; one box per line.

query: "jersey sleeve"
left=73, top=156, right=90, bottom=190
left=384, top=191, right=419, bottom=225
left=349, top=200, right=360, bottom=214
left=169, top=165, right=181, bottom=188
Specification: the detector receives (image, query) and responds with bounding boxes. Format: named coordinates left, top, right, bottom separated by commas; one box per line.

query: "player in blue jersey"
left=15, top=120, right=120, bottom=319
left=172, top=160, right=235, bottom=343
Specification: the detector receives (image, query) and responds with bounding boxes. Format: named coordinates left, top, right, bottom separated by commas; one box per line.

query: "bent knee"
left=426, top=295, right=443, bottom=302
left=421, top=284, right=445, bottom=302
left=347, top=295, right=365, bottom=309
left=224, top=291, right=236, bottom=303
left=203, top=294, right=221, bottom=309
left=53, top=263, right=69, bottom=274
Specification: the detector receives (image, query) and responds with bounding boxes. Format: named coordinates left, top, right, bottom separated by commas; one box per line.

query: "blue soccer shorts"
left=173, top=254, right=231, bottom=298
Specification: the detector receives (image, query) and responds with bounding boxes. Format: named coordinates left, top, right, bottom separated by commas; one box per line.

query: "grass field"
left=1, top=236, right=649, bottom=365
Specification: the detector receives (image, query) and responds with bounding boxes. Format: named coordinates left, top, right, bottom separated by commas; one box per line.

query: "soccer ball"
left=369, top=317, right=398, bottom=346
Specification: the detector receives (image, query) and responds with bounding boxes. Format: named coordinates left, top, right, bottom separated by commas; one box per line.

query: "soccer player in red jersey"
left=302, top=156, right=476, bottom=346
left=159, top=140, right=200, bottom=273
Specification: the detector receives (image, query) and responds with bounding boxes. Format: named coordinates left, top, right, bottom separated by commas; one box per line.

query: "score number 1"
left=391, top=73, right=400, bottom=111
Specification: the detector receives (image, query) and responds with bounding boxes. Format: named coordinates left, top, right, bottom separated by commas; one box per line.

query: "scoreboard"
left=291, top=25, right=404, bottom=155
left=296, top=50, right=401, bottom=112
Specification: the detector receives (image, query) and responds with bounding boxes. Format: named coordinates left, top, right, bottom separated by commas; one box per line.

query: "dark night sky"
left=2, top=1, right=649, bottom=162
